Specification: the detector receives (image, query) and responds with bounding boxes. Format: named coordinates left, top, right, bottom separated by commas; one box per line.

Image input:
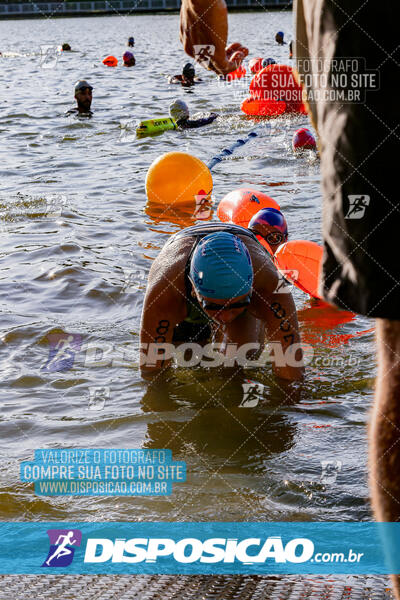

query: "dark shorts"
left=172, top=320, right=212, bottom=344
left=296, top=0, right=400, bottom=319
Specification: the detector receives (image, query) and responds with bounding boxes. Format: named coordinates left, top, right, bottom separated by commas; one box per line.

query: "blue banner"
left=0, top=522, right=399, bottom=574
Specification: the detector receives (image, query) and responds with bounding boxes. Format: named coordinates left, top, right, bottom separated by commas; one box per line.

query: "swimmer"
left=62, top=43, right=71, bottom=51
left=248, top=208, right=288, bottom=254
left=140, top=223, right=304, bottom=381
left=123, top=51, right=135, bottom=67
left=275, top=31, right=285, bottom=45
left=65, top=80, right=93, bottom=117
left=262, top=57, right=276, bottom=67
left=168, top=62, right=202, bottom=86
left=169, top=99, right=218, bottom=129
left=127, top=36, right=135, bottom=47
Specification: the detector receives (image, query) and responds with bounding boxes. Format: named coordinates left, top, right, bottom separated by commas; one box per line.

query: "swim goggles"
left=199, top=295, right=252, bottom=312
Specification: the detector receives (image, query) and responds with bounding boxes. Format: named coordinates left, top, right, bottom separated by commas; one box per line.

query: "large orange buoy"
left=241, top=64, right=307, bottom=116
left=274, top=240, right=323, bottom=299
left=146, top=152, right=213, bottom=207
left=241, top=97, right=287, bottom=117
left=217, top=188, right=280, bottom=228
left=103, top=55, right=118, bottom=67
left=249, top=57, right=263, bottom=74
left=226, top=65, right=246, bottom=81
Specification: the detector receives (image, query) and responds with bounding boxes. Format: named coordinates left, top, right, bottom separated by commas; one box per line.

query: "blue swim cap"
left=190, top=232, right=253, bottom=299
left=248, top=208, right=288, bottom=237
left=277, top=31, right=284, bottom=38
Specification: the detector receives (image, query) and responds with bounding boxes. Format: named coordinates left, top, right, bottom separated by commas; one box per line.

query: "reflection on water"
left=0, top=11, right=374, bottom=525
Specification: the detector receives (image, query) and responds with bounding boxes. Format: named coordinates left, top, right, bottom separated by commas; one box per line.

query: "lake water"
left=0, top=10, right=375, bottom=529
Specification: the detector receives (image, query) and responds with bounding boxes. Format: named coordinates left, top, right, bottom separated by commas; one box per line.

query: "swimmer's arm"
left=180, top=114, right=218, bottom=128
left=252, top=287, right=305, bottom=381
left=180, top=0, right=248, bottom=75
left=139, top=284, right=183, bottom=379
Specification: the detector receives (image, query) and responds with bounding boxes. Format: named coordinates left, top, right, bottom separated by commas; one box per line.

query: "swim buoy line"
left=207, top=125, right=268, bottom=171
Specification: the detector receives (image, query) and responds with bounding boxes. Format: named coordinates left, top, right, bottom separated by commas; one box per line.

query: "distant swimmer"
left=140, top=224, right=304, bottom=381
left=65, top=80, right=93, bottom=117
left=62, top=43, right=71, bottom=51
left=123, top=51, right=135, bottom=67
left=275, top=31, right=285, bottom=45
left=169, top=99, right=218, bottom=129
left=289, top=41, right=293, bottom=59
left=248, top=208, right=288, bottom=254
left=168, top=62, right=202, bottom=86
left=127, top=36, right=135, bottom=47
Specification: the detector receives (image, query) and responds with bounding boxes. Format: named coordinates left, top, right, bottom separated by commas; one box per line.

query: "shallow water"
left=0, top=11, right=374, bottom=523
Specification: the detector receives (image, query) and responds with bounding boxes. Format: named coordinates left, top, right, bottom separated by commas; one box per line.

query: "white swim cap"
left=169, top=99, right=189, bottom=121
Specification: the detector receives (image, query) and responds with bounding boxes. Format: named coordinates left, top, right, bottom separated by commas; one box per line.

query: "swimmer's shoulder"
left=149, top=236, right=193, bottom=292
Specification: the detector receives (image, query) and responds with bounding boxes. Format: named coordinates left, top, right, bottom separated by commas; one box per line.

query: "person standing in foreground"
left=140, top=224, right=304, bottom=382
left=179, top=0, right=400, bottom=596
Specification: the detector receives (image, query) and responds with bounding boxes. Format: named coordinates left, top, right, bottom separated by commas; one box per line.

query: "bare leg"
left=370, top=319, right=400, bottom=596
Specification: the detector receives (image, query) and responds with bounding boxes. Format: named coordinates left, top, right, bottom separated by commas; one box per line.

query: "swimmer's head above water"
left=248, top=208, right=288, bottom=254
left=189, top=232, right=253, bottom=324
left=74, top=80, right=93, bottom=113
left=182, top=62, right=196, bottom=81
left=169, top=99, right=190, bottom=122
left=262, top=57, right=276, bottom=68
left=127, top=36, right=135, bottom=47
left=123, top=51, right=135, bottom=66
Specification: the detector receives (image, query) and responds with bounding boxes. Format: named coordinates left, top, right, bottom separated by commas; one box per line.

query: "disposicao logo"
left=83, top=536, right=314, bottom=564
left=42, top=529, right=82, bottom=567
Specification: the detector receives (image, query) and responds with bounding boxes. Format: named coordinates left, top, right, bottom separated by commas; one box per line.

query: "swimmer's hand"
left=180, top=0, right=248, bottom=75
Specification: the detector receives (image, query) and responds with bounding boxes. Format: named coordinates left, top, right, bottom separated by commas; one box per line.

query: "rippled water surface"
left=0, top=11, right=375, bottom=523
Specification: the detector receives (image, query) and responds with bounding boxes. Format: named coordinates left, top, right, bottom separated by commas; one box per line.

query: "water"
left=0, top=11, right=375, bottom=524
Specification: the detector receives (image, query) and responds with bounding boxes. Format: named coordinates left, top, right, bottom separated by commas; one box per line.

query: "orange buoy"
left=249, top=57, right=263, bottom=74
left=146, top=151, right=213, bottom=206
left=217, top=188, right=280, bottom=228
left=103, top=55, right=118, bottom=67
left=241, top=64, right=307, bottom=116
left=241, top=97, right=287, bottom=117
left=274, top=240, right=323, bottom=299
left=226, top=65, right=246, bottom=81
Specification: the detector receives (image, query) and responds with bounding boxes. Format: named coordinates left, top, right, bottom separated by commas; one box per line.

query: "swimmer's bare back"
left=140, top=233, right=304, bottom=381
